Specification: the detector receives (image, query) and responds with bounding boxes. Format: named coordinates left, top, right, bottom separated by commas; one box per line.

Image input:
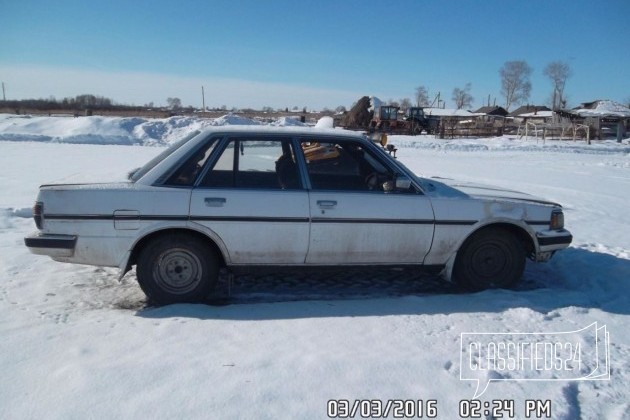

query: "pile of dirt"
left=342, top=96, right=373, bottom=128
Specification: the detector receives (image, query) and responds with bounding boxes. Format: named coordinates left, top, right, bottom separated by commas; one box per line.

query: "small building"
left=474, top=106, right=509, bottom=128
left=557, top=100, right=630, bottom=141
left=474, top=106, right=508, bottom=117
left=509, top=105, right=552, bottom=124
left=423, top=108, right=495, bottom=138
left=423, top=108, right=482, bottom=120
left=516, top=110, right=554, bottom=124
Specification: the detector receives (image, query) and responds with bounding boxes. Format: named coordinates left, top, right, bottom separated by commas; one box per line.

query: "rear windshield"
left=129, top=130, right=200, bottom=182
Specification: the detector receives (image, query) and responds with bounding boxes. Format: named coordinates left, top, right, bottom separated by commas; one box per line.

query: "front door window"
left=301, top=140, right=395, bottom=192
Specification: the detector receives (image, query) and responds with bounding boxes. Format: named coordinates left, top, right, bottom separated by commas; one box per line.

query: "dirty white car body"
left=25, top=126, right=572, bottom=304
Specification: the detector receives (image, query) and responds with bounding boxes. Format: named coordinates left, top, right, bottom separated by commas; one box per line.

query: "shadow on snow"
left=133, top=247, right=630, bottom=320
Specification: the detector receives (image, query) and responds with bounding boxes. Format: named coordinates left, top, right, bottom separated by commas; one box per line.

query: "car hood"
left=421, top=177, right=561, bottom=207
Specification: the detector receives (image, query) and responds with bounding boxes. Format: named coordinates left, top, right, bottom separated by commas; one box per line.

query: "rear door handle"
left=317, top=200, right=337, bottom=208
left=204, top=197, right=226, bottom=207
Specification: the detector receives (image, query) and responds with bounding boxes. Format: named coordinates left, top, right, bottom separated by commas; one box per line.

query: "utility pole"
left=430, top=92, right=441, bottom=108
left=1, top=82, right=5, bottom=101
left=201, top=85, right=205, bottom=111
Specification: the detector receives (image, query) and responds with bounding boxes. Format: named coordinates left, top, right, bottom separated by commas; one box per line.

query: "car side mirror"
left=395, top=175, right=412, bottom=191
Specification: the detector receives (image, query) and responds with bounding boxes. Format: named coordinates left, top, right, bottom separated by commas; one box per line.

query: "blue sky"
left=1, top=0, right=628, bottom=110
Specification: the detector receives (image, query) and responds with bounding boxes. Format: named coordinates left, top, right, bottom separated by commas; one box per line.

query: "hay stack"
left=342, top=96, right=373, bottom=128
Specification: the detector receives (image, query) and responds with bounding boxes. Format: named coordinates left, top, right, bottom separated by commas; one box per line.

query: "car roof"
left=197, top=125, right=367, bottom=139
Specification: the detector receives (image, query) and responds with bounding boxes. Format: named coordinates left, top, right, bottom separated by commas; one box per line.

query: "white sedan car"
left=25, top=126, right=572, bottom=304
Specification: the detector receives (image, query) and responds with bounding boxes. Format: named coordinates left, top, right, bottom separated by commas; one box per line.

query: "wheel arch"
left=463, top=222, right=536, bottom=257
left=121, top=227, right=227, bottom=278
left=440, top=221, right=536, bottom=282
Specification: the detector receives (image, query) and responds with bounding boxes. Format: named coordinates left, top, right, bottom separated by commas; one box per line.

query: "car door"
left=188, top=136, right=310, bottom=264
left=300, top=138, right=435, bottom=264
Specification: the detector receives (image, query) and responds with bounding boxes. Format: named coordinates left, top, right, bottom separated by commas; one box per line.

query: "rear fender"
left=117, top=221, right=230, bottom=280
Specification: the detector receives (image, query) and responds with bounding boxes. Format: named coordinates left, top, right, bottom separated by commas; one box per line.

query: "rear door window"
left=200, top=138, right=301, bottom=190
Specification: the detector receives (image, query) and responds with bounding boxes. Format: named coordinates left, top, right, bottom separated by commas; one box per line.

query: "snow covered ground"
left=1, top=114, right=629, bottom=419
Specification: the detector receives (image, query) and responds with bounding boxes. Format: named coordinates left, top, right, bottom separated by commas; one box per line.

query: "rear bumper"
left=24, top=233, right=77, bottom=258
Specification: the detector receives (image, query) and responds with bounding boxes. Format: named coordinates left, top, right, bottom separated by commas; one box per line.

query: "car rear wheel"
left=453, top=227, right=525, bottom=291
left=137, top=233, right=219, bottom=304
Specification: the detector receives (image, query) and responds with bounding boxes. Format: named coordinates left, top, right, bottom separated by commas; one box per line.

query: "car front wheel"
left=136, top=233, right=219, bottom=304
left=453, top=227, right=525, bottom=291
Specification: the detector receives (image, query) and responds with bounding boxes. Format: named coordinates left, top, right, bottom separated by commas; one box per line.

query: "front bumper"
left=24, top=233, right=77, bottom=258
left=536, top=229, right=573, bottom=248
left=534, top=229, right=572, bottom=261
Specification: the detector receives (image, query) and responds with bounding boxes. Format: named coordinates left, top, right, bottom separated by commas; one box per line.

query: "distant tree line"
left=0, top=94, right=345, bottom=116
left=0, top=94, right=137, bottom=111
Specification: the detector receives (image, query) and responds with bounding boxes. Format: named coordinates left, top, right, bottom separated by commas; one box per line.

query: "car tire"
left=136, top=233, right=219, bottom=304
left=453, top=227, right=525, bottom=291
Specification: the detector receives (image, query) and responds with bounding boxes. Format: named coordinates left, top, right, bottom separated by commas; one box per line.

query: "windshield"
left=129, top=130, right=200, bottom=182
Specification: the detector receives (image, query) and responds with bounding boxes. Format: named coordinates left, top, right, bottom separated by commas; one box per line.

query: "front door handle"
left=204, top=197, right=226, bottom=207
left=317, top=200, right=337, bottom=208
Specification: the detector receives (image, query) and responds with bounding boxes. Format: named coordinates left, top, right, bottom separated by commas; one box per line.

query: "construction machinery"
left=370, top=105, right=438, bottom=135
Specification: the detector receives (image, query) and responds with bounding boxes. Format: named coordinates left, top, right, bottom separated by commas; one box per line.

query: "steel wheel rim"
left=470, top=242, right=509, bottom=279
left=153, top=248, right=202, bottom=294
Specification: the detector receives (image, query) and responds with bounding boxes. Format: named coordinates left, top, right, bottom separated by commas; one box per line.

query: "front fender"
left=426, top=217, right=539, bottom=268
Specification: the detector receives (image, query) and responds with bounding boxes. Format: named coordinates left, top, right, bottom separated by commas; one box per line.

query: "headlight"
left=550, top=209, right=564, bottom=230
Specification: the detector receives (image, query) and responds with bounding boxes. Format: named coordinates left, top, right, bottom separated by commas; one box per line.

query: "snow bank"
left=0, top=113, right=262, bottom=146
left=314, top=116, right=334, bottom=129
left=208, top=113, right=260, bottom=126
left=0, top=114, right=144, bottom=145
left=270, top=116, right=305, bottom=127
left=132, top=116, right=215, bottom=145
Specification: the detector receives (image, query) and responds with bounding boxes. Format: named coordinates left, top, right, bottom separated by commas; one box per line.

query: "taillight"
left=33, top=202, right=43, bottom=229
